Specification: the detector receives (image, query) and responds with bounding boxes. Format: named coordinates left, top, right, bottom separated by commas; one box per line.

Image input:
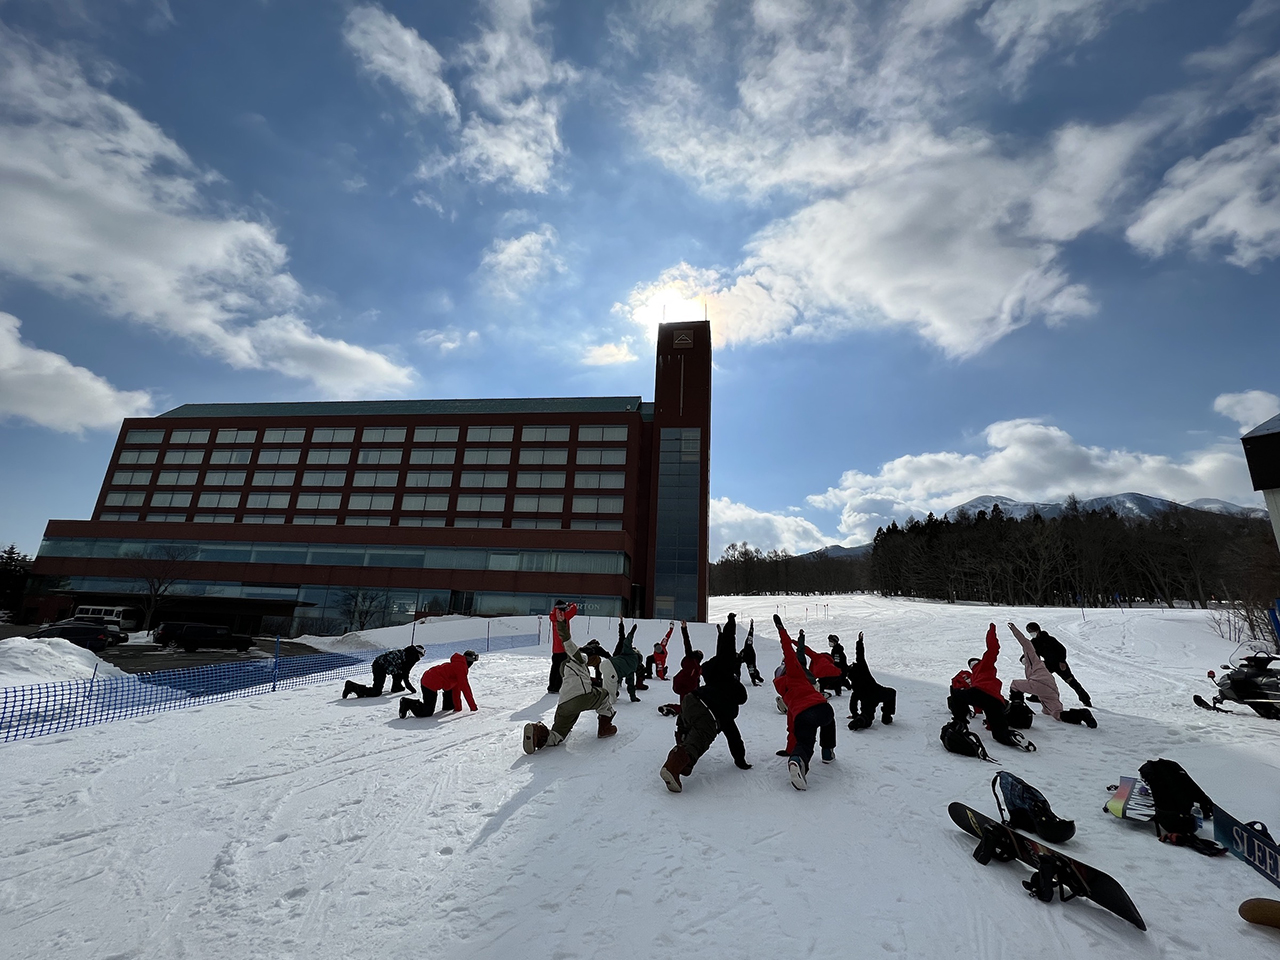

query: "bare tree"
left=336, top=587, right=389, bottom=632
left=126, top=543, right=199, bottom=631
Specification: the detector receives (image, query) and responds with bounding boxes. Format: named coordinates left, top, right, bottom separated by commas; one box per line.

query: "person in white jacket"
left=523, top=636, right=619, bottom=753
left=1006, top=622, right=1096, bottom=727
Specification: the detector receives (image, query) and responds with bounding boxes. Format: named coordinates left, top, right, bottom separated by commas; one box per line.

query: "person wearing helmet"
left=399, top=650, right=479, bottom=718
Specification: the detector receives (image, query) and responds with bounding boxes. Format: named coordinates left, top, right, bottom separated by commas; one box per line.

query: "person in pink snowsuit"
left=1007, top=622, right=1096, bottom=727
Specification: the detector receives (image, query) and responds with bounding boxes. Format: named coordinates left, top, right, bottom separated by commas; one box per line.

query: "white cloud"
left=1127, top=112, right=1280, bottom=267
left=709, top=497, right=834, bottom=560
left=343, top=4, right=459, bottom=120
left=618, top=6, right=1151, bottom=358
left=476, top=225, right=565, bottom=299
left=417, top=327, right=480, bottom=354
left=581, top=342, right=637, bottom=365
left=806, top=418, right=1258, bottom=543
left=977, top=0, right=1138, bottom=90
left=0, top=28, right=416, bottom=399
left=1215, top=389, right=1280, bottom=433
left=0, top=312, right=152, bottom=432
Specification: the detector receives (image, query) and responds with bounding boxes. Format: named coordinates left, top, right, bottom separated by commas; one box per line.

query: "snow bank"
left=0, top=637, right=127, bottom=688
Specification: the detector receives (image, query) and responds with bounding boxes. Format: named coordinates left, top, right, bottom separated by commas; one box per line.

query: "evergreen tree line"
left=711, top=498, right=1280, bottom=619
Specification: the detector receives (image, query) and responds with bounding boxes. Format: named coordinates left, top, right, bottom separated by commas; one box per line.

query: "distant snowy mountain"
left=943, top=492, right=1266, bottom=522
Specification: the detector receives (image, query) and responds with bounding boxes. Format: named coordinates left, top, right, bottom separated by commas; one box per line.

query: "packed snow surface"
left=3, top=596, right=1280, bottom=959
left=0, top=636, right=128, bottom=688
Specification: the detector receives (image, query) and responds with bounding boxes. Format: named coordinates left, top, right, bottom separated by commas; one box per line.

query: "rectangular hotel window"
left=405, top=471, right=452, bottom=487
left=312, top=427, right=356, bottom=443
left=157, top=470, right=200, bottom=485
left=574, top=472, right=626, bottom=489
left=307, top=448, right=351, bottom=464
left=519, top=448, right=568, bottom=465
left=296, top=493, right=342, bottom=509
left=516, top=471, right=565, bottom=488
left=353, top=471, right=399, bottom=487
left=99, top=513, right=140, bottom=521
left=125, top=429, right=165, bottom=443
left=163, top=449, right=205, bottom=464
left=118, top=449, right=158, bottom=464
left=251, top=470, right=296, bottom=487
left=513, top=495, right=564, bottom=513
left=398, top=516, right=446, bottom=527
left=198, top=492, right=241, bottom=508
left=572, top=495, right=624, bottom=513
left=362, top=427, right=406, bottom=443
left=401, top=494, right=450, bottom=511
left=263, top=428, right=305, bottom=443
left=301, top=470, right=347, bottom=486
left=205, top=470, right=247, bottom=485
left=169, top=429, right=210, bottom=444
left=193, top=514, right=235, bottom=523
left=344, top=516, right=392, bottom=526
left=150, top=492, right=193, bottom=508
left=576, top=448, right=626, bottom=465
left=463, top=448, right=511, bottom=465
left=455, top=494, right=505, bottom=512
left=358, top=448, right=403, bottom=464
left=292, top=515, right=338, bottom=525
left=258, top=449, right=301, bottom=464
left=466, top=426, right=514, bottom=442
left=210, top=449, right=252, bottom=464
left=578, top=425, right=629, bottom=442
left=521, top=426, right=570, bottom=442
left=570, top=519, right=624, bottom=530
left=104, top=491, right=146, bottom=506
left=410, top=448, right=456, bottom=465
left=111, top=470, right=152, bottom=485
left=348, top=493, right=395, bottom=510
left=216, top=428, right=258, bottom=443
left=453, top=517, right=502, bottom=528
left=511, top=518, right=562, bottom=529
left=146, top=513, right=188, bottom=522
left=413, top=426, right=460, bottom=443
left=246, top=493, right=291, bottom=509
left=242, top=515, right=287, bottom=524
left=460, top=471, right=508, bottom=488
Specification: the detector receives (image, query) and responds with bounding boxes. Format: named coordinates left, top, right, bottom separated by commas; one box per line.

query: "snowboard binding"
left=1022, top=852, right=1084, bottom=903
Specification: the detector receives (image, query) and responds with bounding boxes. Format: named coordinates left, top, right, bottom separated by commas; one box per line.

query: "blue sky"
left=1, top=0, right=1279, bottom=559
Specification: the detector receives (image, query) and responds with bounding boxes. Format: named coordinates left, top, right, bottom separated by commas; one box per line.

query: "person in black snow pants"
left=612, top=618, right=647, bottom=702
left=737, top=618, right=764, bottom=686
left=845, top=632, right=896, bottom=730
left=657, top=620, right=703, bottom=717
left=700, top=612, right=752, bottom=770
left=1026, top=622, right=1092, bottom=707
left=343, top=643, right=425, bottom=699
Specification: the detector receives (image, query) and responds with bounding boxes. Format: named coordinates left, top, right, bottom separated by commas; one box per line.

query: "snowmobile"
left=1205, top=643, right=1280, bottom=720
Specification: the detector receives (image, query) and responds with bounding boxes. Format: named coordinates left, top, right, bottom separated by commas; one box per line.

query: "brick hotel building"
left=27, top=321, right=711, bottom=634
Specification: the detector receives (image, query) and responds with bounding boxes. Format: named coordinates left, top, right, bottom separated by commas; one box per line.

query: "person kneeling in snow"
left=1006, top=623, right=1095, bottom=728
left=949, top=624, right=1029, bottom=750
left=775, top=615, right=836, bottom=791
left=342, top=643, right=425, bottom=699
left=846, top=632, right=896, bottom=730
left=612, top=618, right=646, bottom=702
left=400, top=650, right=479, bottom=718
left=523, top=634, right=619, bottom=753
left=645, top=621, right=675, bottom=681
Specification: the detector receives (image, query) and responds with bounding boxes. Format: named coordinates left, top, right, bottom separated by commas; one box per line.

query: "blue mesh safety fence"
left=0, top=632, right=539, bottom=743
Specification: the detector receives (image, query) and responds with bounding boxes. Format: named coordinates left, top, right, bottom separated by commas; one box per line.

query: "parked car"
left=27, top=622, right=115, bottom=653
left=152, top=622, right=255, bottom=653
left=70, top=616, right=127, bottom=644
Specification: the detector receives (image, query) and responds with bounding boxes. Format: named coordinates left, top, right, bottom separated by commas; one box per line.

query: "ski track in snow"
left=2, top=596, right=1280, bottom=959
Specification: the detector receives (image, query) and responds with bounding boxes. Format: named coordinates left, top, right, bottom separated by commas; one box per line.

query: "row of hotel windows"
left=107, top=470, right=625, bottom=490
left=117, top=447, right=626, bottom=467
left=95, top=514, right=623, bottom=529
left=101, top=491, right=623, bottom=512
left=123, top=425, right=629, bottom=445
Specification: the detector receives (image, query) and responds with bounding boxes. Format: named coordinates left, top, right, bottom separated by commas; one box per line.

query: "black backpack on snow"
left=1138, top=758, right=1214, bottom=835
left=940, top=717, right=996, bottom=762
left=993, top=771, right=1075, bottom=843
left=1005, top=690, right=1034, bottom=729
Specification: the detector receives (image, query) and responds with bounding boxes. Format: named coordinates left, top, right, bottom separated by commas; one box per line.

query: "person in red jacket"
left=657, top=620, right=703, bottom=717
left=948, top=623, right=1019, bottom=747
left=400, top=650, right=479, bottom=718
left=802, top=644, right=847, bottom=696
left=645, top=621, right=675, bottom=680
left=774, top=615, right=836, bottom=791
left=547, top=600, right=575, bottom=694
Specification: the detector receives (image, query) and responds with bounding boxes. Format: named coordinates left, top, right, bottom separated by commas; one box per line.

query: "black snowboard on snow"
left=949, top=802, right=1147, bottom=931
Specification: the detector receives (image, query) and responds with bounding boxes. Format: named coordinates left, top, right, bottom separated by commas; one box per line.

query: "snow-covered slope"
left=2, top=596, right=1279, bottom=959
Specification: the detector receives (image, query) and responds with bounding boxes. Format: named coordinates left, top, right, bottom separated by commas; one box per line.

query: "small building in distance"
left=27, top=321, right=711, bottom=634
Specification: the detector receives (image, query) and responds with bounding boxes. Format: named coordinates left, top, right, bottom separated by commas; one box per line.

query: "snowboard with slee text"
left=949, top=802, right=1146, bottom=931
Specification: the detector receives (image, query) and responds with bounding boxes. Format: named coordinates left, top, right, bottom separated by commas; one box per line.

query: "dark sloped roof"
left=159, top=397, right=650, bottom=419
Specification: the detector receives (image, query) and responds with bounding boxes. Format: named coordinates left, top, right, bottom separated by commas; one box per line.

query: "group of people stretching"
left=521, top=602, right=898, bottom=793
left=339, top=602, right=1094, bottom=791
